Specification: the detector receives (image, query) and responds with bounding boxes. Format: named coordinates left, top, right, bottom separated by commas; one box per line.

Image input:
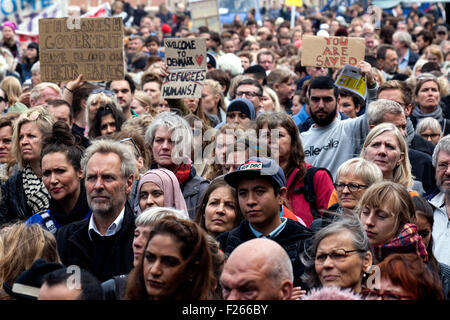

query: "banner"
left=39, top=17, right=124, bottom=82
left=0, top=0, right=67, bottom=37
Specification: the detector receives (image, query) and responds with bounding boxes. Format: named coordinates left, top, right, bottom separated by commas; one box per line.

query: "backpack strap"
left=294, top=167, right=333, bottom=221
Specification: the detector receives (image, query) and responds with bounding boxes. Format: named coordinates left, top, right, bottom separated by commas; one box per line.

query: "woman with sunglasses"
left=0, top=106, right=55, bottom=226
left=301, top=217, right=373, bottom=294
left=90, top=103, right=126, bottom=138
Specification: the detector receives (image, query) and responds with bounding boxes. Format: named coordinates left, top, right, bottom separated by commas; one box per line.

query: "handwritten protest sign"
left=335, top=65, right=367, bottom=100
left=39, top=17, right=124, bottom=82
left=301, top=35, right=365, bottom=69
left=161, top=38, right=206, bottom=99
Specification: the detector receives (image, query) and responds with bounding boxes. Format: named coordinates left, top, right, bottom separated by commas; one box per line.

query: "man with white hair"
left=30, top=82, right=61, bottom=107
left=392, top=30, right=420, bottom=72
left=220, top=238, right=294, bottom=300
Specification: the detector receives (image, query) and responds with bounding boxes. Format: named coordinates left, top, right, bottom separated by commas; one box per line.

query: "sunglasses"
left=91, top=88, right=115, bottom=97
left=120, top=137, right=141, bottom=158
left=0, top=97, right=6, bottom=103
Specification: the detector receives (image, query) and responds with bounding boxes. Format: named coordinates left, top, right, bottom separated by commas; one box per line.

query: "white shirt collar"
left=88, top=206, right=125, bottom=241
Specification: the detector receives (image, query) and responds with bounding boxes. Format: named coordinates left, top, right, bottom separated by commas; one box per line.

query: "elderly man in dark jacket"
left=56, top=140, right=136, bottom=282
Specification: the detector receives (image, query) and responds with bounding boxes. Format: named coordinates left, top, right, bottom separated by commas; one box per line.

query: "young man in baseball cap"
left=217, top=157, right=312, bottom=288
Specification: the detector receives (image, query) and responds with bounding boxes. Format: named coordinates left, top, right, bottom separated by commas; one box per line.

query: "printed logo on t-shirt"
left=304, top=139, right=339, bottom=157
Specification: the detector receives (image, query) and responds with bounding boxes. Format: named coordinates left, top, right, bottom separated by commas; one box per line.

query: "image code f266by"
left=226, top=304, right=268, bottom=315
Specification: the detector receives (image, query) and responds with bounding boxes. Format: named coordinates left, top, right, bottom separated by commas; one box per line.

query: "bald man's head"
left=220, top=238, right=293, bottom=300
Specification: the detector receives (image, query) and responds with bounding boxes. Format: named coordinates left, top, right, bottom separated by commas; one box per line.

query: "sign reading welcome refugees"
left=161, top=37, right=206, bottom=99
left=39, top=17, right=124, bottom=82
left=301, top=35, right=365, bottom=69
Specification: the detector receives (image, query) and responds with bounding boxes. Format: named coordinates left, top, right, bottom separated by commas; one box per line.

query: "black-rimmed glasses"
left=334, top=183, right=368, bottom=192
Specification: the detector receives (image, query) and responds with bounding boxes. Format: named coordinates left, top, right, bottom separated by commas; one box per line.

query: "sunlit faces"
left=416, top=81, right=440, bottom=112
left=338, top=95, right=360, bottom=118
left=215, top=133, right=236, bottom=164
left=315, top=231, right=371, bottom=292
left=240, top=56, right=251, bottom=70
left=204, top=186, right=237, bottom=237
left=237, top=177, right=284, bottom=232
left=85, top=152, right=133, bottom=216
left=363, top=131, right=404, bottom=180
left=100, top=114, right=117, bottom=136
left=130, top=98, right=149, bottom=116
left=335, top=173, right=368, bottom=209
left=261, top=90, right=275, bottom=112
left=435, top=151, right=450, bottom=191
left=360, top=205, right=397, bottom=245
left=133, top=225, right=152, bottom=266
left=34, top=87, right=61, bottom=106
left=42, top=152, right=83, bottom=203
left=143, top=82, right=161, bottom=107
left=143, top=234, right=186, bottom=300
left=19, top=121, right=43, bottom=164
left=0, top=125, right=12, bottom=163
left=139, top=182, right=164, bottom=212
left=201, top=85, right=219, bottom=114
left=291, top=94, right=302, bottom=116
left=183, top=98, right=200, bottom=113
left=420, top=128, right=441, bottom=145
left=152, top=125, right=177, bottom=170
left=110, top=80, right=133, bottom=110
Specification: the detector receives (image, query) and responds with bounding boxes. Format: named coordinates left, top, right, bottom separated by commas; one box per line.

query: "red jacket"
left=286, top=163, right=334, bottom=228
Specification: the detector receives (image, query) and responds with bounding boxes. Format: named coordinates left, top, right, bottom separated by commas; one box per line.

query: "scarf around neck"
left=371, top=223, right=428, bottom=264
left=412, top=104, right=443, bottom=124
left=22, top=165, right=50, bottom=215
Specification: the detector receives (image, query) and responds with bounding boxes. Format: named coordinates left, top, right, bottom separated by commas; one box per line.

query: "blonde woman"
left=0, top=76, right=27, bottom=113
left=201, top=79, right=226, bottom=125
left=0, top=223, right=61, bottom=299
left=131, top=90, right=157, bottom=117
left=360, top=123, right=413, bottom=190
left=0, top=106, right=55, bottom=225
left=261, top=86, right=281, bottom=112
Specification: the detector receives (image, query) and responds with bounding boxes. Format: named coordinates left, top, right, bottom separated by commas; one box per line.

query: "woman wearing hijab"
left=136, top=168, right=188, bottom=216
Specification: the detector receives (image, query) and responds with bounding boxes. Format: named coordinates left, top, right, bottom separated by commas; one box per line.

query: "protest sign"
left=189, top=0, right=221, bottom=33
left=335, top=65, right=367, bottom=100
left=301, top=35, right=365, bottom=69
left=39, top=17, right=124, bottom=82
left=161, top=37, right=206, bottom=99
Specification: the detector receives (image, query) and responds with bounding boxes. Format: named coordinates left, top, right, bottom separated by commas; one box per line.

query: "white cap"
left=317, top=30, right=330, bottom=37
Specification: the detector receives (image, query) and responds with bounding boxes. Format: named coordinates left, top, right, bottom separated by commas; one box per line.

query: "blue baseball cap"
left=224, top=157, right=286, bottom=189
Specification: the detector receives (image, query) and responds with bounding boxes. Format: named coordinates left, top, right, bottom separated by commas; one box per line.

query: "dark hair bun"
left=43, top=121, right=75, bottom=147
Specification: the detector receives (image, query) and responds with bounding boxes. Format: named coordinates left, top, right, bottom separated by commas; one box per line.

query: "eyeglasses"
left=120, top=137, right=141, bottom=158
left=91, top=88, right=115, bottom=97
left=315, top=248, right=364, bottom=265
left=236, top=91, right=261, bottom=98
left=0, top=97, right=6, bottom=103
left=334, top=183, right=368, bottom=192
left=421, top=133, right=440, bottom=139
left=437, top=31, right=447, bottom=35
left=310, top=96, right=334, bottom=103
left=361, top=288, right=412, bottom=300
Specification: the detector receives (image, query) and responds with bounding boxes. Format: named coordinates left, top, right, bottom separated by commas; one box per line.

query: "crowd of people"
left=0, top=0, right=449, bottom=301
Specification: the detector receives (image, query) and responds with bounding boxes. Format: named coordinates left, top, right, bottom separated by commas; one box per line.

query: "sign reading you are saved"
left=301, top=35, right=365, bottom=69
left=39, top=17, right=124, bottom=82
left=161, top=37, right=206, bottom=99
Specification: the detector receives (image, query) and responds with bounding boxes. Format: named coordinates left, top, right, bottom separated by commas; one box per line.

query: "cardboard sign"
left=39, top=17, right=124, bottom=82
left=335, top=65, right=367, bottom=100
left=301, top=35, right=365, bottom=69
left=161, top=38, right=207, bottom=99
left=189, top=0, right=221, bottom=34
